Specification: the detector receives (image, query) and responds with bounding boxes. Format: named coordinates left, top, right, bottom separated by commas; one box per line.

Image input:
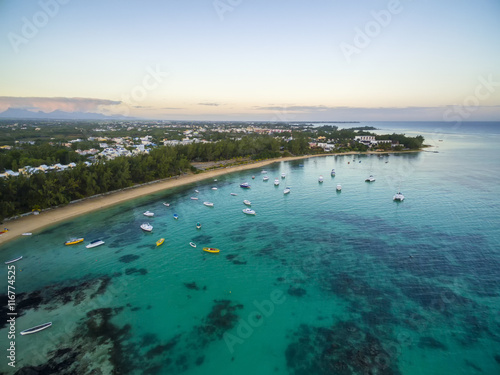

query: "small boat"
left=141, top=223, right=153, bottom=232
left=64, top=238, right=84, bottom=245
left=190, top=242, right=197, bottom=248
left=20, top=322, right=52, bottom=335
left=243, top=200, right=251, bottom=206
left=263, top=176, right=269, bottom=181
left=196, top=222, right=202, bottom=229
left=214, top=179, right=217, bottom=182
left=0, top=228, right=9, bottom=235
left=336, top=184, right=342, bottom=191
left=163, top=203, right=170, bottom=207
left=211, top=187, right=218, bottom=190
left=173, top=214, right=179, bottom=220
left=240, top=183, right=251, bottom=189
left=22, top=233, right=32, bottom=236
left=195, top=190, right=199, bottom=193
left=203, top=202, right=214, bottom=207
left=86, top=239, right=105, bottom=249
left=318, top=175, right=324, bottom=183
left=365, top=175, right=375, bottom=182
left=261, top=170, right=267, bottom=174
left=191, top=197, right=199, bottom=200
left=143, top=211, right=154, bottom=217
left=298, top=164, right=304, bottom=167
left=283, top=187, right=291, bottom=194
left=281, top=173, right=286, bottom=178
left=5, top=256, right=22, bottom=265
left=393, top=192, right=405, bottom=201
left=230, top=193, right=238, bottom=196
left=156, top=238, right=165, bottom=247
left=243, top=208, right=256, bottom=215
left=274, top=178, right=280, bottom=186
left=331, top=169, right=336, bottom=176
left=252, top=176, right=255, bottom=179
left=203, top=247, right=220, bottom=253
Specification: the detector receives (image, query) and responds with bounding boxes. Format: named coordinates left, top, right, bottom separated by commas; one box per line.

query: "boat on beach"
left=86, top=239, right=105, bottom=249
left=20, top=322, right=52, bottom=335
left=156, top=238, right=165, bottom=246
left=22, top=233, right=32, bottom=236
left=243, top=208, right=256, bottom=215
left=203, top=202, right=214, bottom=207
left=5, top=256, right=22, bottom=264
left=0, top=228, right=9, bottom=235
left=143, top=211, right=154, bottom=217
left=203, top=247, right=220, bottom=253
left=141, top=223, right=153, bottom=232
left=65, top=238, right=84, bottom=245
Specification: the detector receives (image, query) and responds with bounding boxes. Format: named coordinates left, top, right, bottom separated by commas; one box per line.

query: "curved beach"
left=0, top=155, right=313, bottom=246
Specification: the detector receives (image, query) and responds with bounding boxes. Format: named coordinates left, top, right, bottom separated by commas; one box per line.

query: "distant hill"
left=0, top=108, right=132, bottom=120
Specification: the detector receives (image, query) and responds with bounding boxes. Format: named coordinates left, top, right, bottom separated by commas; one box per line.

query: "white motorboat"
left=393, top=192, right=405, bottom=201
left=191, top=197, right=199, bottom=200
left=230, top=193, right=238, bottom=196
left=318, top=175, right=324, bottom=183
left=86, top=239, right=105, bottom=249
left=211, top=187, right=218, bottom=190
left=263, top=176, right=269, bottom=181
left=5, top=256, right=22, bottom=265
left=365, top=175, right=375, bottom=182
left=22, top=233, right=32, bottom=236
left=143, top=211, right=154, bottom=217
left=140, top=223, right=153, bottom=232
left=281, top=173, right=286, bottom=178
left=203, top=202, right=214, bottom=207
left=336, top=184, right=342, bottom=191
left=283, top=187, right=291, bottom=194
left=242, top=208, right=256, bottom=215
left=195, top=190, right=200, bottom=193
left=163, top=203, right=170, bottom=207
left=189, top=242, right=197, bottom=248
left=331, top=169, right=336, bottom=176
left=240, top=182, right=251, bottom=189
left=20, top=322, right=52, bottom=335
left=243, top=200, right=251, bottom=206
left=261, top=170, right=267, bottom=174
left=274, top=178, right=280, bottom=186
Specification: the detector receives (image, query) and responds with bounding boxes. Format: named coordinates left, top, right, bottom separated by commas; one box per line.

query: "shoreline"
left=0, top=150, right=419, bottom=246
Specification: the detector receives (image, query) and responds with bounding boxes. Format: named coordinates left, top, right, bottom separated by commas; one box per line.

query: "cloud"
left=198, top=102, right=220, bottom=107
left=0, top=96, right=121, bottom=113
left=161, top=107, right=184, bottom=110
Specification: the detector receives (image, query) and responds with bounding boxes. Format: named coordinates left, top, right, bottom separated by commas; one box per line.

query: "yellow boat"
left=64, top=238, right=84, bottom=245
left=203, top=247, right=220, bottom=253
left=156, top=238, right=165, bottom=247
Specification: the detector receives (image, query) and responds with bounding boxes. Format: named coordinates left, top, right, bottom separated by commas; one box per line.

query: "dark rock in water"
left=494, top=354, right=500, bottom=364
left=418, top=336, right=448, bottom=350
left=145, top=334, right=181, bottom=359
left=226, top=254, right=237, bottom=260
left=192, top=234, right=213, bottom=244
left=125, top=267, right=148, bottom=276
left=288, top=286, right=306, bottom=297
left=233, top=260, right=247, bottom=265
left=119, top=254, right=140, bottom=263
left=195, top=356, right=205, bottom=366
left=277, top=277, right=285, bottom=282
left=464, top=359, right=484, bottom=373
left=195, top=300, right=244, bottom=343
left=184, top=282, right=200, bottom=290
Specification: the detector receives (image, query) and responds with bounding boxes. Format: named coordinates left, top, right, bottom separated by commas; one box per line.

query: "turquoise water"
left=1, top=123, right=500, bottom=374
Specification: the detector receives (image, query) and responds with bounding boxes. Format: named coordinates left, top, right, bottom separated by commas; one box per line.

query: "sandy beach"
left=0, top=155, right=313, bottom=246
left=0, top=151, right=418, bottom=246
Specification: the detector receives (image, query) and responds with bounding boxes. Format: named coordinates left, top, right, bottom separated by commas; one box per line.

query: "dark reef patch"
left=125, top=267, right=148, bottom=276
left=287, top=286, right=306, bottom=297
left=184, top=282, right=200, bottom=290
left=418, top=336, right=448, bottom=350
left=119, top=254, right=140, bottom=263
left=192, top=234, right=213, bottom=244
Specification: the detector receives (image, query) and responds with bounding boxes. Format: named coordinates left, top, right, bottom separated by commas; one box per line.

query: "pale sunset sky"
left=0, top=0, right=499, bottom=121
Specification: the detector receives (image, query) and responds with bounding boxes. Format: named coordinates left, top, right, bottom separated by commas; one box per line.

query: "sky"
left=0, top=0, right=499, bottom=121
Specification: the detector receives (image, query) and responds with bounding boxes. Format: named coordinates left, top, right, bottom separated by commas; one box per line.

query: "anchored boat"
left=64, top=238, right=84, bottom=245
left=203, top=247, right=220, bottom=253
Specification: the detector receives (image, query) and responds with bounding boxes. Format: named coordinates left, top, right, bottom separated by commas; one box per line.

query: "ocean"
left=1, top=122, right=499, bottom=374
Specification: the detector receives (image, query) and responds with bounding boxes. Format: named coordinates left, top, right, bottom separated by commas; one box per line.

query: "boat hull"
left=20, top=322, right=52, bottom=335
left=65, top=238, right=84, bottom=245
left=203, top=247, right=220, bottom=253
